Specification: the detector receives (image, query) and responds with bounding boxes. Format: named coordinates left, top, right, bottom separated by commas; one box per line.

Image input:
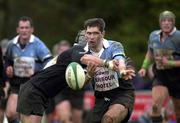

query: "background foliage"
left=0, top=0, right=180, bottom=68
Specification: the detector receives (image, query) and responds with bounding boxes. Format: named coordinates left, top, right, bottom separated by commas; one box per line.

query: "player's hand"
left=6, top=66, right=14, bottom=78
left=86, top=61, right=98, bottom=77
left=162, top=56, right=172, bottom=68
left=138, top=68, right=146, bottom=77
left=84, top=61, right=98, bottom=86
left=106, top=59, right=119, bottom=71
left=121, top=69, right=135, bottom=80
left=81, top=54, right=103, bottom=66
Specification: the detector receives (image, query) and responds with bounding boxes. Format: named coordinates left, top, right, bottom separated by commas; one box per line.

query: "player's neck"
left=160, top=32, right=169, bottom=42
left=18, top=38, right=29, bottom=45
left=91, top=47, right=104, bottom=57
left=91, top=43, right=103, bottom=52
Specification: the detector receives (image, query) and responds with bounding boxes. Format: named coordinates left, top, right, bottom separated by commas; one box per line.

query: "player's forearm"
left=141, top=50, right=153, bottom=69
left=83, top=73, right=93, bottom=87
left=168, top=60, right=180, bottom=67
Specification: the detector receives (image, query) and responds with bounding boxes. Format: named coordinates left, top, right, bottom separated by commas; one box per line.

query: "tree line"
left=0, top=0, right=180, bottom=68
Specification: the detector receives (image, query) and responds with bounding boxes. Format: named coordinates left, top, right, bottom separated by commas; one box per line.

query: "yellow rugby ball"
left=65, top=62, right=85, bottom=90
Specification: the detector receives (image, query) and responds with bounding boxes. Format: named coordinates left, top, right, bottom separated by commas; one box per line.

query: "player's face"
left=58, top=44, right=71, bottom=55
left=85, top=26, right=104, bottom=49
left=17, top=20, right=34, bottom=43
left=160, top=18, right=174, bottom=34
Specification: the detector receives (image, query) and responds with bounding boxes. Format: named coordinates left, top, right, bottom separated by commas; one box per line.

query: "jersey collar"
left=156, top=27, right=177, bottom=36
left=12, top=34, right=35, bottom=44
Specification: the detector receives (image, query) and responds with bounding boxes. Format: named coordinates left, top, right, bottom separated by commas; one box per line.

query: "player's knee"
left=60, top=112, right=72, bottom=122
left=59, top=110, right=72, bottom=122
left=152, top=104, right=161, bottom=114
left=101, top=115, right=113, bottom=123
left=6, top=112, right=17, bottom=121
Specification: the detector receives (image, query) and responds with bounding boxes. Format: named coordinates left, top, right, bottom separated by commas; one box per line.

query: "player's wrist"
left=120, top=69, right=126, bottom=76
left=102, top=59, right=108, bottom=67
left=102, top=59, right=114, bottom=70
left=142, top=58, right=152, bottom=69
left=86, top=73, right=92, bottom=79
left=168, top=60, right=176, bottom=67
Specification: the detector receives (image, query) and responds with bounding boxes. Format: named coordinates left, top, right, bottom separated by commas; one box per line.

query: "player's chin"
left=162, top=27, right=173, bottom=33
left=21, top=35, right=30, bottom=40
left=89, top=42, right=96, bottom=47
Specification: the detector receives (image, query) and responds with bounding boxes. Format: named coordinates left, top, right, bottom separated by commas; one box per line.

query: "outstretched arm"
left=81, top=54, right=135, bottom=80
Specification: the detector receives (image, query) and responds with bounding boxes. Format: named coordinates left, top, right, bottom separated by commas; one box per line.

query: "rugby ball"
left=65, top=62, right=85, bottom=90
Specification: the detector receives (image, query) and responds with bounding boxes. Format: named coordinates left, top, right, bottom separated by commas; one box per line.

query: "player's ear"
left=16, top=27, right=19, bottom=34
left=31, top=27, right=34, bottom=33
left=102, top=31, right=105, bottom=38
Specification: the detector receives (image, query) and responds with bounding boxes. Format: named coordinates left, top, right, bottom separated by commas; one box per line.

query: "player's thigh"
left=55, top=100, right=71, bottom=117
left=6, top=93, right=18, bottom=114
left=72, top=108, right=83, bottom=123
left=17, top=82, right=48, bottom=116
left=103, top=104, right=128, bottom=123
left=152, top=85, right=169, bottom=105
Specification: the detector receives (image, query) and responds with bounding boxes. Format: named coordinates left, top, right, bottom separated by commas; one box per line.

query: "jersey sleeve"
left=36, top=40, right=52, bottom=62
left=148, top=31, right=155, bottom=53
left=111, top=42, right=126, bottom=60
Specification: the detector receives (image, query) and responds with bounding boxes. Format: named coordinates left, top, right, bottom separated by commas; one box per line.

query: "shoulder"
left=6, top=40, right=14, bottom=49
left=33, top=36, right=44, bottom=44
left=172, top=30, right=180, bottom=44
left=32, top=36, right=49, bottom=49
left=107, top=40, right=124, bottom=48
left=149, top=30, right=159, bottom=37
left=174, top=30, right=180, bottom=37
left=148, top=30, right=160, bottom=43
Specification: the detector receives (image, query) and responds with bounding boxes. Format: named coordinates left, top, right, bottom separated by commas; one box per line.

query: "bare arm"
left=138, top=50, right=154, bottom=77
left=81, top=54, right=135, bottom=81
